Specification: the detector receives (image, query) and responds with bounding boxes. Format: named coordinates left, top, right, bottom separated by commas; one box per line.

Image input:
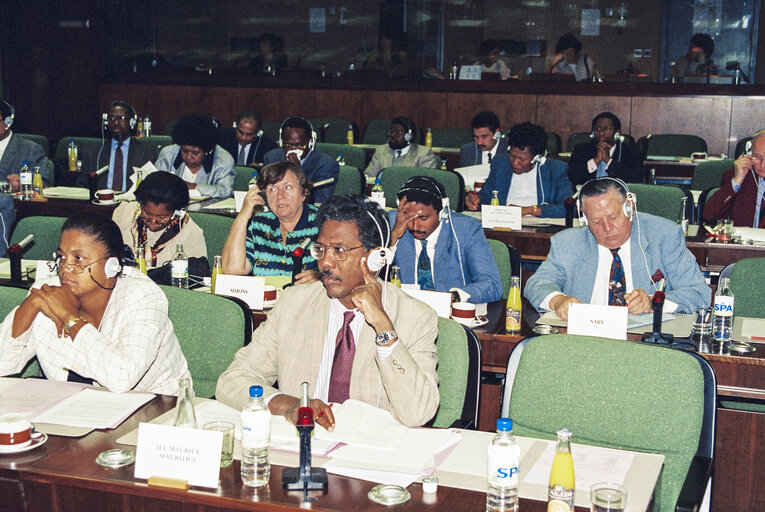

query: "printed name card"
left=134, top=423, right=222, bottom=489
left=214, top=274, right=265, bottom=309
left=567, top=303, right=628, bottom=340
left=459, top=65, right=482, bottom=80
left=400, top=287, right=453, bottom=318
left=481, top=205, right=522, bottom=230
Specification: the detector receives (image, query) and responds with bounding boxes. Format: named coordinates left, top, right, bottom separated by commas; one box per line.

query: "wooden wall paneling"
left=445, top=93, right=537, bottom=131
left=273, top=88, right=364, bottom=125
left=536, top=95, right=633, bottom=151
left=728, top=97, right=765, bottom=156
left=629, top=96, right=732, bottom=154
left=360, top=91, right=448, bottom=139
left=201, top=86, right=281, bottom=128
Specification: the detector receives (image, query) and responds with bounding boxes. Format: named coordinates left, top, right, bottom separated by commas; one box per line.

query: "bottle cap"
left=557, top=427, right=572, bottom=439
left=375, top=178, right=381, bottom=184
left=249, top=385, right=263, bottom=398
left=496, top=417, right=513, bottom=431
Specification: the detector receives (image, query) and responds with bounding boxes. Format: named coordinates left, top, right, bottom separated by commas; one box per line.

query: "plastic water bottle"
left=171, top=243, right=189, bottom=288
left=336, top=152, right=346, bottom=165
left=19, top=161, right=33, bottom=200
left=249, top=172, right=258, bottom=189
left=371, top=178, right=385, bottom=209
left=241, top=385, right=271, bottom=487
left=486, top=417, right=520, bottom=512
left=713, top=276, right=734, bottom=354
left=143, top=115, right=151, bottom=136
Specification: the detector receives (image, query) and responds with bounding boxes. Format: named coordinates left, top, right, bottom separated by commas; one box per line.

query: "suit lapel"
left=301, top=294, right=330, bottom=390
left=576, top=231, right=599, bottom=303
left=0, top=136, right=18, bottom=171
left=433, top=223, right=452, bottom=290
left=629, top=214, right=655, bottom=291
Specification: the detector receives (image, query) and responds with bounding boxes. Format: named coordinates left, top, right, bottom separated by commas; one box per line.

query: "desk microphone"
left=9, top=234, right=34, bottom=283
left=641, top=290, right=674, bottom=345
left=310, top=177, right=336, bottom=189
left=291, top=238, right=311, bottom=282
left=88, top=165, right=109, bottom=179
left=8, top=234, right=34, bottom=255
left=282, top=382, right=328, bottom=498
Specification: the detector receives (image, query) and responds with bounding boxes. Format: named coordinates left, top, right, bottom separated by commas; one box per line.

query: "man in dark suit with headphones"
left=387, top=176, right=502, bottom=304
left=219, top=111, right=278, bottom=168
left=459, top=111, right=508, bottom=168
left=79, top=100, right=156, bottom=192
left=567, top=112, right=644, bottom=185
left=364, top=117, right=438, bottom=178
left=263, top=116, right=338, bottom=204
left=0, top=99, right=48, bottom=191
left=525, top=177, right=710, bottom=320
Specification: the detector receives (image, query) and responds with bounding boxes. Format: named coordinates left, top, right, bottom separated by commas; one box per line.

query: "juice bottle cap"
left=496, top=417, right=513, bottom=431
left=556, top=427, right=572, bottom=439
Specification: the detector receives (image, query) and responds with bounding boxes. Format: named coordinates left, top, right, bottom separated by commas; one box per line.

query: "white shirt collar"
left=0, top=131, right=12, bottom=162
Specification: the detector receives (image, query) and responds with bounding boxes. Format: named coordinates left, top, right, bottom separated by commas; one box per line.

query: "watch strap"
left=64, top=316, right=87, bottom=338
left=375, top=330, right=398, bottom=346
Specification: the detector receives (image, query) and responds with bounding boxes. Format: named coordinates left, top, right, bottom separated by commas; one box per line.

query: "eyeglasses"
left=107, top=115, right=129, bottom=122
left=387, top=130, right=406, bottom=137
left=283, top=143, right=308, bottom=152
left=309, top=243, right=364, bottom=261
left=51, top=256, right=108, bottom=275
left=140, top=208, right=174, bottom=226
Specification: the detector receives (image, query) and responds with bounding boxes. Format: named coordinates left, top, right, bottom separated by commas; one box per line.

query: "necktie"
left=328, top=311, right=356, bottom=403
left=609, top=248, right=626, bottom=306
left=237, top=144, right=246, bottom=165
left=113, top=141, right=124, bottom=192
left=487, top=153, right=492, bottom=164
left=417, top=239, right=435, bottom=290
left=596, top=160, right=607, bottom=178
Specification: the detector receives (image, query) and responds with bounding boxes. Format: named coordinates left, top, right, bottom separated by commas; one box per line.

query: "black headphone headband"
left=2, top=100, right=15, bottom=127
left=280, top=116, right=314, bottom=139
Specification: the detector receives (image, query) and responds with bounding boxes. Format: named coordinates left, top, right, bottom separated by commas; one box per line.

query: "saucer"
left=0, top=432, right=47, bottom=454
left=451, top=315, right=488, bottom=328
left=92, top=198, right=120, bottom=206
left=263, top=300, right=276, bottom=309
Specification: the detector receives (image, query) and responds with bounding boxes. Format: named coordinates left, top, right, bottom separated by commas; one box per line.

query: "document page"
left=33, top=388, right=154, bottom=429
left=0, top=378, right=86, bottom=415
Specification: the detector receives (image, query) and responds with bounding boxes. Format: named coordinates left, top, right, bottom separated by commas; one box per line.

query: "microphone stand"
left=8, top=234, right=34, bottom=284
left=641, top=290, right=674, bottom=345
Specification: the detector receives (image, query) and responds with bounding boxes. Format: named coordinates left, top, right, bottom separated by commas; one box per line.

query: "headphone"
left=104, top=257, right=122, bottom=278
left=278, top=116, right=316, bottom=153
left=103, top=102, right=138, bottom=130
left=531, top=149, right=548, bottom=166
left=364, top=207, right=395, bottom=272
left=590, top=131, right=624, bottom=143
left=577, top=176, right=635, bottom=226
left=392, top=117, right=415, bottom=144
left=2, top=101, right=15, bottom=128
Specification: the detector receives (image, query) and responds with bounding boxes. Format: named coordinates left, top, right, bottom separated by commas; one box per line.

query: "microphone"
left=282, top=382, right=328, bottom=496
left=641, top=290, right=673, bottom=344
left=9, top=234, right=34, bottom=283
left=291, top=238, right=311, bottom=282
left=88, top=165, right=109, bottom=179
left=310, top=177, right=336, bottom=189
left=8, top=234, right=34, bottom=255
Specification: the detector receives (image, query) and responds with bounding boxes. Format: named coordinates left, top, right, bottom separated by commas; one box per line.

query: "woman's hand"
left=241, top=186, right=265, bottom=211
left=29, top=285, right=81, bottom=330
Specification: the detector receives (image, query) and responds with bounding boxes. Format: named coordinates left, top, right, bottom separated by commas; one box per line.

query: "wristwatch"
left=63, top=316, right=87, bottom=338
left=375, top=330, right=398, bottom=346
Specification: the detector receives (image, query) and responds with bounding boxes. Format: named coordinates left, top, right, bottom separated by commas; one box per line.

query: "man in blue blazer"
left=459, top=111, right=509, bottom=168
left=387, top=176, right=502, bottom=304
left=263, top=116, right=338, bottom=204
left=525, top=177, right=710, bottom=319
left=466, top=122, right=572, bottom=217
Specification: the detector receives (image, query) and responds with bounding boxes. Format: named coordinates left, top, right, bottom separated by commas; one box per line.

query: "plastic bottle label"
left=714, top=296, right=734, bottom=317
left=241, top=409, right=271, bottom=447
left=487, top=444, right=520, bottom=487
left=20, top=172, right=32, bottom=185
left=171, top=260, right=188, bottom=278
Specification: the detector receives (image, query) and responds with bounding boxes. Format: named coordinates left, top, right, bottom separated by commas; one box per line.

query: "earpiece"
left=278, top=116, right=316, bottom=152
left=257, top=129, right=263, bottom=138
left=364, top=207, right=395, bottom=272
left=745, top=139, right=753, bottom=156
left=614, top=132, right=624, bottom=143
left=531, top=150, right=547, bottom=166
left=493, top=131, right=501, bottom=141
left=174, top=208, right=186, bottom=218
left=104, top=257, right=122, bottom=278
left=102, top=113, right=108, bottom=128
left=2, top=101, right=15, bottom=128
left=590, top=132, right=595, bottom=139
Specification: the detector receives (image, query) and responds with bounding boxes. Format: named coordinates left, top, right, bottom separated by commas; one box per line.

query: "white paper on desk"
left=522, top=217, right=568, bottom=227
left=459, top=65, right=482, bottom=80
left=733, top=226, right=765, bottom=243
left=0, top=258, right=41, bottom=279
left=525, top=441, right=634, bottom=494
left=319, top=399, right=407, bottom=448
left=40, top=186, right=90, bottom=200
left=33, top=388, right=154, bottom=429
left=482, top=205, right=522, bottom=230
left=0, top=379, right=86, bottom=416
left=322, top=461, right=422, bottom=487
left=400, top=288, right=452, bottom=318
left=741, top=317, right=765, bottom=339
left=214, top=274, right=264, bottom=309
left=567, top=303, right=628, bottom=340
left=233, top=191, right=247, bottom=212
left=627, top=312, right=675, bottom=330
left=203, top=197, right=236, bottom=210
left=115, top=162, right=159, bottom=202
left=454, top=164, right=491, bottom=189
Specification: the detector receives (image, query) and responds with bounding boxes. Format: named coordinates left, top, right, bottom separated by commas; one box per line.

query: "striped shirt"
left=245, top=203, right=318, bottom=276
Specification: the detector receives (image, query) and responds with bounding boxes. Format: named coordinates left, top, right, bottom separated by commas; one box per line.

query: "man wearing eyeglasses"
left=364, top=117, right=438, bottom=178
left=262, top=116, right=338, bottom=204
left=217, top=195, right=439, bottom=428
left=80, top=101, right=156, bottom=193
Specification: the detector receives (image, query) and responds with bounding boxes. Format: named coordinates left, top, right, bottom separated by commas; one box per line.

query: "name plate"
left=481, top=205, right=522, bottom=230
left=215, top=274, right=265, bottom=309
left=401, top=286, right=453, bottom=318
left=459, top=65, right=482, bottom=80
left=567, top=303, right=628, bottom=340
left=134, top=423, right=222, bottom=489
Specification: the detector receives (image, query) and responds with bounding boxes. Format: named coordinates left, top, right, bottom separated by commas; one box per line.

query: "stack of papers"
left=41, top=187, right=90, bottom=200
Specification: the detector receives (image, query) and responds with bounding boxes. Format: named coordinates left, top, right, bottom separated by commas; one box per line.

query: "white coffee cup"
left=451, top=302, right=477, bottom=324
left=95, top=189, right=115, bottom=202
left=0, top=413, right=32, bottom=448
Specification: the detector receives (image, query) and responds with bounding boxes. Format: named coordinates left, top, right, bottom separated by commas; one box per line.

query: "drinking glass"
left=203, top=420, right=235, bottom=468
left=591, top=482, right=627, bottom=512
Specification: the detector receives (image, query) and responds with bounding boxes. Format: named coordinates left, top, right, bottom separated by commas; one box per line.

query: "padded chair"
left=261, top=120, right=282, bottom=142
left=17, top=133, right=51, bottom=157
left=140, top=135, right=174, bottom=160
left=0, top=285, right=41, bottom=378
left=697, top=186, right=719, bottom=225
left=566, top=132, right=592, bottom=152
left=187, top=212, right=234, bottom=265
left=333, top=165, right=365, bottom=196
left=432, top=128, right=472, bottom=149
left=362, top=119, right=391, bottom=145
left=159, top=285, right=252, bottom=398
left=429, top=317, right=480, bottom=429
left=734, top=137, right=752, bottom=158
left=645, top=134, right=707, bottom=158
left=545, top=131, right=562, bottom=156
left=54, top=137, right=104, bottom=171
left=379, top=166, right=465, bottom=211
left=45, top=158, right=55, bottom=186
left=234, top=165, right=258, bottom=191
left=164, top=118, right=179, bottom=136
left=729, top=258, right=765, bottom=318
left=502, top=335, right=716, bottom=512
left=10, top=216, right=67, bottom=261
left=690, top=159, right=732, bottom=192
left=629, top=183, right=692, bottom=223
left=315, top=143, right=367, bottom=170
left=308, top=118, right=355, bottom=144
left=488, top=239, right=521, bottom=300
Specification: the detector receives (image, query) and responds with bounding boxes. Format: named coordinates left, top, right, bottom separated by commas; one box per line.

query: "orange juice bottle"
left=491, top=190, right=500, bottom=206
left=505, top=276, right=521, bottom=333
left=425, top=127, right=433, bottom=148
left=136, top=245, right=147, bottom=275
left=548, top=428, right=575, bottom=512
left=346, top=124, right=354, bottom=146
left=211, top=255, right=223, bottom=293
left=67, top=139, right=78, bottom=171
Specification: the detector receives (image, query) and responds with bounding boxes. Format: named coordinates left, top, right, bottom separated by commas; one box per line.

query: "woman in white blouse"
left=0, top=213, right=190, bottom=395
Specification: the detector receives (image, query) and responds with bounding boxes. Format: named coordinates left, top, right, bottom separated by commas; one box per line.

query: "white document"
left=454, top=164, right=491, bottom=189
left=567, top=303, right=628, bottom=340
left=134, top=422, right=222, bottom=489
left=214, top=274, right=264, bottom=309
left=234, top=191, right=246, bottom=212
left=203, top=198, right=236, bottom=210
left=740, top=317, right=765, bottom=340
left=0, top=378, right=86, bottom=416
left=400, top=288, right=453, bottom=318
left=318, top=399, right=407, bottom=449
left=733, top=226, right=765, bottom=243
left=41, top=186, right=90, bottom=200
left=459, top=65, right=482, bottom=80
left=33, top=388, right=154, bottom=429
left=482, top=205, right=522, bottom=230
left=0, top=258, right=41, bottom=279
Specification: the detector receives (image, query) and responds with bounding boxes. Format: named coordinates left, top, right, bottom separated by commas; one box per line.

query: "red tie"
left=113, top=141, right=124, bottom=192
left=328, top=311, right=356, bottom=403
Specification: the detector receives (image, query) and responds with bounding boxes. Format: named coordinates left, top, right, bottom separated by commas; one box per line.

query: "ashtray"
left=96, top=448, right=135, bottom=468
left=730, top=341, right=756, bottom=355
left=368, top=484, right=411, bottom=505
left=533, top=324, right=559, bottom=335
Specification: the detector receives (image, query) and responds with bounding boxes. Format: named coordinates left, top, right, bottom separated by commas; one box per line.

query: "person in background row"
left=0, top=212, right=191, bottom=395
left=466, top=122, right=572, bottom=217
left=0, top=99, right=48, bottom=191
left=473, top=40, right=512, bottom=80
left=80, top=100, right=155, bottom=192
left=263, top=116, right=338, bottom=204
left=155, top=114, right=235, bottom=199
left=676, top=33, right=718, bottom=79
left=222, top=161, right=319, bottom=281
left=219, top=110, right=278, bottom=168
left=251, top=33, right=288, bottom=75
left=364, top=117, right=438, bottom=178
left=364, top=32, right=408, bottom=79
left=112, top=171, right=206, bottom=268
left=459, top=111, right=508, bottom=167
left=551, top=33, right=599, bottom=82
left=567, top=112, right=644, bottom=185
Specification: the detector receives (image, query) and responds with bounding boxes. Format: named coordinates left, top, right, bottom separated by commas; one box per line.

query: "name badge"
left=134, top=423, right=222, bottom=489
left=567, top=303, right=628, bottom=340
left=481, top=205, right=522, bottom=230
left=215, top=274, right=265, bottom=309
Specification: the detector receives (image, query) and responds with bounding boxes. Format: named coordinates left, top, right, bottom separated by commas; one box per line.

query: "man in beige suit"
left=364, top=117, right=439, bottom=178
left=216, top=195, right=439, bottom=428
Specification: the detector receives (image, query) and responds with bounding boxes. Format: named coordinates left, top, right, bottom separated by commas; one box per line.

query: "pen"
left=316, top=403, right=334, bottom=421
